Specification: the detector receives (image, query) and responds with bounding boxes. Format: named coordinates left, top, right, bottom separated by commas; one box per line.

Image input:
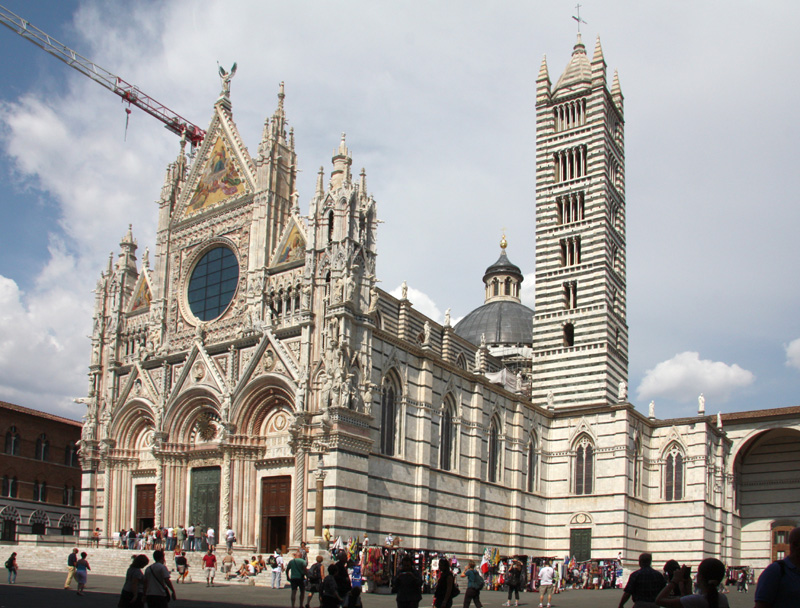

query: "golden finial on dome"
left=500, top=230, right=508, bottom=251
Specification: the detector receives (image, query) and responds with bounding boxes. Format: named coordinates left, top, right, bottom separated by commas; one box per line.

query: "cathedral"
left=78, top=34, right=800, bottom=571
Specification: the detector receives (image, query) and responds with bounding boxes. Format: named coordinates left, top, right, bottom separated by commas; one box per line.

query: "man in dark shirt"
left=64, top=548, right=79, bottom=589
left=618, top=553, right=666, bottom=608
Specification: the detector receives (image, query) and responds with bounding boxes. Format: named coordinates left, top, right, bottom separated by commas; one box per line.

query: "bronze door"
left=570, top=528, right=592, bottom=562
left=261, top=476, right=291, bottom=553
left=135, top=484, right=156, bottom=531
left=190, top=467, right=220, bottom=548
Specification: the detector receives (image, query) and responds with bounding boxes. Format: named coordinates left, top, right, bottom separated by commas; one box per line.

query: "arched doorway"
left=734, top=428, right=800, bottom=568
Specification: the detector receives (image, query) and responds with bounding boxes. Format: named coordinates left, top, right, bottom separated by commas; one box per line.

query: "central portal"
left=190, top=466, right=220, bottom=549
left=261, top=475, right=291, bottom=553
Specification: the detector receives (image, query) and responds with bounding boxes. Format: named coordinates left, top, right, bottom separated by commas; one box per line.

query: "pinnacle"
left=592, top=35, right=605, bottom=64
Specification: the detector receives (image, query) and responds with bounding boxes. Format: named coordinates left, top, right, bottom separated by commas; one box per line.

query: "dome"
left=454, top=300, right=534, bottom=347
left=484, top=251, right=522, bottom=281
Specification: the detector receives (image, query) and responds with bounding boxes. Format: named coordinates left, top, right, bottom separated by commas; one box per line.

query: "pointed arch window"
left=4, top=426, right=20, bottom=455
left=327, top=210, right=335, bottom=244
left=575, top=436, right=594, bottom=495
left=633, top=437, right=642, bottom=497
left=527, top=436, right=537, bottom=493
left=440, top=403, right=455, bottom=471
left=380, top=380, right=398, bottom=456
left=35, top=434, right=49, bottom=461
left=665, top=445, right=684, bottom=501
left=488, top=418, right=501, bottom=483
left=65, top=442, right=79, bottom=467
left=62, top=485, right=76, bottom=506
left=33, top=480, right=47, bottom=502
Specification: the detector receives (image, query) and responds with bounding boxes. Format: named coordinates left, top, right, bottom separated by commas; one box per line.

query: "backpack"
left=451, top=577, right=460, bottom=597
left=474, top=573, right=484, bottom=590
left=309, top=562, right=322, bottom=583
left=4, top=558, right=12, bottom=569
left=268, top=554, right=278, bottom=568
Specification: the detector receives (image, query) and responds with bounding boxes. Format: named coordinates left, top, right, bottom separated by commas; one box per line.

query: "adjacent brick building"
left=1, top=401, right=82, bottom=539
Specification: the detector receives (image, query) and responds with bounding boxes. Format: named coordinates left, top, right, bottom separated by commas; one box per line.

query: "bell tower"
left=531, top=35, right=628, bottom=408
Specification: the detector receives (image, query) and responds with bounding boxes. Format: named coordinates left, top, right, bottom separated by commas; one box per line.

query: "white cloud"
left=388, top=284, right=443, bottom=324
left=636, top=351, right=755, bottom=404
left=786, top=338, right=800, bottom=371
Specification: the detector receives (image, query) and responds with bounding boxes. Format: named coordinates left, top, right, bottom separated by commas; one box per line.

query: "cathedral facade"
left=78, top=35, right=800, bottom=570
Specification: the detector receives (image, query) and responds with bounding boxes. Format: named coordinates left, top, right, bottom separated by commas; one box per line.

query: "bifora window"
left=187, top=246, right=239, bottom=321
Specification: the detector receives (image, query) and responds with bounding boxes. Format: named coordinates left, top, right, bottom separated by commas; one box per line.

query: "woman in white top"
left=656, top=558, right=728, bottom=608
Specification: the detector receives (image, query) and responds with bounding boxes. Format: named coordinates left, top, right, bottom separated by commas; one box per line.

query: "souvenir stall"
left=572, top=558, right=621, bottom=589
left=360, top=545, right=452, bottom=594
left=527, top=557, right=559, bottom=591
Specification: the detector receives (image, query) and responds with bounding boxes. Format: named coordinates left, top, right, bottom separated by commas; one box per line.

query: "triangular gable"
left=166, top=342, right=227, bottom=410
left=128, top=272, right=152, bottom=314
left=176, top=108, right=255, bottom=221
left=271, top=218, right=307, bottom=267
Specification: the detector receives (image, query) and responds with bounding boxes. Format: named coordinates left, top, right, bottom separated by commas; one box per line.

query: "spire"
left=316, top=166, right=325, bottom=197
left=329, top=133, right=352, bottom=190
left=591, top=35, right=607, bottom=86
left=536, top=55, right=551, bottom=103
left=359, top=168, right=367, bottom=196
left=117, top=224, right=138, bottom=273
left=611, top=69, right=624, bottom=111
left=553, top=34, right=592, bottom=95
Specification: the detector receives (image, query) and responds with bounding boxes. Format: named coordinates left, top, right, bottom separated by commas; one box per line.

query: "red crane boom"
left=0, top=4, right=205, bottom=145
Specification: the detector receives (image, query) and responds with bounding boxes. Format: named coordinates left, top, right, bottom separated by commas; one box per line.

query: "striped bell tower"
left=530, top=34, right=628, bottom=409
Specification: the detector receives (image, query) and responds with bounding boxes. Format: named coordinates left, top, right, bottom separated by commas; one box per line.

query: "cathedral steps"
left=0, top=542, right=286, bottom=586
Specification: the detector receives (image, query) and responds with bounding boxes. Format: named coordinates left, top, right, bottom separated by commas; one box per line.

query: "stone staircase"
left=0, top=541, right=287, bottom=586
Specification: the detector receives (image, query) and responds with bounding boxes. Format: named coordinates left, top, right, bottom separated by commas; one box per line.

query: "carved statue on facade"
left=218, top=62, right=237, bottom=97
left=698, top=393, right=705, bottom=414
left=401, top=280, right=408, bottom=300
left=444, top=308, right=451, bottom=327
left=423, top=321, right=431, bottom=345
left=649, top=401, right=655, bottom=418
left=618, top=380, right=627, bottom=402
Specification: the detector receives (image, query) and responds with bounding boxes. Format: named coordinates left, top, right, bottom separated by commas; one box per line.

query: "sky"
left=0, top=0, right=798, bottom=421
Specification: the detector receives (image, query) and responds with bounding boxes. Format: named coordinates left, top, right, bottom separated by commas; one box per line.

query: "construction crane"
left=0, top=3, right=205, bottom=146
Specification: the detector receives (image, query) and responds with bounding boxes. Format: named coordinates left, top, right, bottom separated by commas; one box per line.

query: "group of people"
left=116, top=524, right=236, bottom=553
left=618, top=528, right=800, bottom=608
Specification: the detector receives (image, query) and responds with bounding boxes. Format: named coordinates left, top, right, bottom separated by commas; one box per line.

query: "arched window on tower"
left=65, top=443, right=79, bottom=467
left=564, top=323, right=575, bottom=347
left=664, top=444, right=685, bottom=501
left=633, top=437, right=642, bottom=497
left=488, top=418, right=501, bottom=483
left=575, top=436, right=594, bottom=495
left=4, top=426, right=20, bottom=455
left=327, top=210, right=335, bottom=245
left=380, top=378, right=398, bottom=456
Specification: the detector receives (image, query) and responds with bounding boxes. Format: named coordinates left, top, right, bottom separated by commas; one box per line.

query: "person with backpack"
left=287, top=550, right=309, bottom=608
left=462, top=560, right=483, bottom=608
left=321, top=563, right=343, bottom=608
left=144, top=550, right=176, bottom=608
left=270, top=549, right=285, bottom=588
left=307, top=555, right=325, bottom=608
left=393, top=555, right=422, bottom=608
left=753, top=526, right=800, bottom=608
left=434, top=558, right=458, bottom=608
left=503, top=560, right=523, bottom=607
left=5, top=552, right=17, bottom=584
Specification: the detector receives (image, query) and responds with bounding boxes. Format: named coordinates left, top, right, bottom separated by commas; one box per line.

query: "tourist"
left=206, top=526, right=216, bottom=552
left=176, top=524, right=185, bottom=551
left=462, top=559, right=484, bottom=608
left=335, top=550, right=352, bottom=606
left=754, top=526, right=800, bottom=608
left=64, top=547, right=79, bottom=589
left=350, top=586, right=363, bottom=608
left=538, top=560, right=555, bottom=608
left=118, top=553, right=148, bottom=608
left=202, top=548, right=217, bottom=586
left=323, top=525, right=331, bottom=548
left=5, top=552, right=17, bottom=584
left=225, top=525, right=236, bottom=552
left=75, top=551, right=90, bottom=596
left=619, top=553, right=667, bottom=608
left=175, top=551, right=189, bottom=583
left=433, top=558, right=457, bottom=608
left=321, top=563, right=343, bottom=608
left=144, top=550, right=176, bottom=608
left=736, top=570, right=746, bottom=593
left=287, top=550, right=308, bottom=608
left=270, top=549, right=285, bottom=588
left=656, top=558, right=727, bottom=608
left=299, top=540, right=309, bottom=561
left=92, top=527, right=101, bottom=548
left=308, top=555, right=325, bottom=608
left=127, top=528, right=136, bottom=550
left=393, top=555, right=422, bottom=608
left=504, top=559, right=523, bottom=606
left=166, top=526, right=174, bottom=551
left=187, top=523, right=195, bottom=551
left=257, top=554, right=267, bottom=573
left=222, top=551, right=235, bottom=580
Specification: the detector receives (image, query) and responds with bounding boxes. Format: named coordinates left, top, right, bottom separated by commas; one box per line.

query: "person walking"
left=434, top=558, right=457, bottom=608
left=144, top=550, right=176, bottom=608
left=656, top=558, right=727, bottom=608
left=538, top=560, right=555, bottom=608
left=187, top=523, right=195, bottom=551
left=5, top=552, right=18, bottom=584
left=222, top=551, right=236, bottom=580
left=175, top=551, right=189, bottom=583
left=202, top=548, right=217, bottom=586
left=393, top=555, right=422, bottom=608
left=307, top=555, right=325, bottom=608
left=64, top=547, right=79, bottom=589
left=74, top=552, right=90, bottom=596
left=753, top=526, right=800, bottom=608
left=118, top=553, right=148, bottom=608
left=287, top=550, right=308, bottom=608
left=321, top=563, right=343, bottom=608
left=270, top=549, right=285, bottom=588
left=504, top=559, right=523, bottom=606
left=334, top=551, right=352, bottom=607
left=206, top=526, right=216, bottom=552
left=225, top=526, right=236, bottom=552
left=462, top=559, right=483, bottom=608
left=619, top=553, right=667, bottom=608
